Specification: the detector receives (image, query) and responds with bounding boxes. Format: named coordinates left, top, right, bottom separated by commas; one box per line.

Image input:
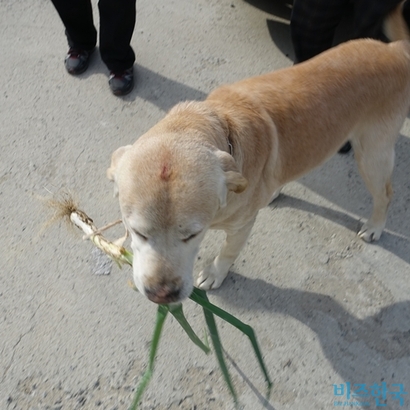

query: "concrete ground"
left=1, top=0, right=410, bottom=409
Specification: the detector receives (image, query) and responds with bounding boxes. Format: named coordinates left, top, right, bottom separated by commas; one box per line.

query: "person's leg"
left=403, top=0, right=410, bottom=24
left=98, top=0, right=136, bottom=95
left=353, top=0, right=403, bottom=39
left=51, top=0, right=97, bottom=50
left=291, top=0, right=349, bottom=63
left=98, top=0, right=136, bottom=72
left=51, top=0, right=97, bottom=74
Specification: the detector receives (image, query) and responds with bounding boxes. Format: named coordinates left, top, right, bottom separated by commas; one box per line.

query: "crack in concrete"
left=1, top=298, right=49, bottom=383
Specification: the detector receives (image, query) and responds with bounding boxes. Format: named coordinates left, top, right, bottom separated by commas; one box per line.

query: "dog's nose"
left=144, top=285, right=181, bottom=304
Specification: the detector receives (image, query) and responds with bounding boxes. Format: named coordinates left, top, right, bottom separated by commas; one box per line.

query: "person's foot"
left=108, top=67, right=134, bottom=96
left=64, top=48, right=94, bottom=75
left=338, top=141, right=352, bottom=154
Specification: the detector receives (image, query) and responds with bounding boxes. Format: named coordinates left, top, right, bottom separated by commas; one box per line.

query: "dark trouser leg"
left=50, top=0, right=97, bottom=50
left=353, top=0, right=403, bottom=39
left=98, top=0, right=136, bottom=72
left=403, top=0, right=410, bottom=24
left=291, top=0, right=349, bottom=63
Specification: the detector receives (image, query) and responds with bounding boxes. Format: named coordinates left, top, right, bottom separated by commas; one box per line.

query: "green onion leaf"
left=168, top=303, right=210, bottom=355
left=129, top=304, right=168, bottom=410
left=190, top=288, right=272, bottom=399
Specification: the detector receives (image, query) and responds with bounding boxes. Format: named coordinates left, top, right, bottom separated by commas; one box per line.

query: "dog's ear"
left=215, top=150, right=248, bottom=207
left=107, top=145, right=132, bottom=197
left=224, top=170, right=248, bottom=193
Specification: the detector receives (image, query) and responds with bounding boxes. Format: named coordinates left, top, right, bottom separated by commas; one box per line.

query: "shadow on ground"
left=67, top=54, right=208, bottom=111
left=217, top=272, right=410, bottom=406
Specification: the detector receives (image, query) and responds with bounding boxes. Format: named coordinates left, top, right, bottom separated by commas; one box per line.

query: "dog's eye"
left=182, top=231, right=201, bottom=243
left=133, top=230, right=148, bottom=241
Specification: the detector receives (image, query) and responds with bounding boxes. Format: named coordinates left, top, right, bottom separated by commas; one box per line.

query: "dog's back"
left=208, top=39, right=410, bottom=184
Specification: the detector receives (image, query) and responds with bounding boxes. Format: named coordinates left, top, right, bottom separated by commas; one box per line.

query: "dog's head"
left=108, top=135, right=247, bottom=304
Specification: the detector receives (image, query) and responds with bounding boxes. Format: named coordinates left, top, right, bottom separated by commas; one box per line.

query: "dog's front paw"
left=358, top=222, right=383, bottom=242
left=196, top=264, right=228, bottom=291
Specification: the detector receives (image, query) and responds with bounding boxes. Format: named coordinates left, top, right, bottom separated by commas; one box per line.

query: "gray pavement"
left=1, top=1, right=410, bottom=409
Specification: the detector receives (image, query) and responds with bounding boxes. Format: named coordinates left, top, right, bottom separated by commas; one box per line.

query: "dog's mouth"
left=144, top=286, right=183, bottom=305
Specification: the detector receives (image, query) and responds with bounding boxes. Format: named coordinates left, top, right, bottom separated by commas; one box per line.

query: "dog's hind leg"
left=196, top=218, right=256, bottom=290
left=352, top=123, right=398, bottom=242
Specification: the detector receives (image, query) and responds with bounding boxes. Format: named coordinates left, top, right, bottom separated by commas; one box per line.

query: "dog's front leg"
left=196, top=218, right=256, bottom=290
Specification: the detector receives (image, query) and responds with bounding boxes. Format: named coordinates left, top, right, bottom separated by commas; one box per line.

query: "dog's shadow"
left=214, top=272, right=410, bottom=406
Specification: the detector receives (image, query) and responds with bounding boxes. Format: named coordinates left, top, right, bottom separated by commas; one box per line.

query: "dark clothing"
left=353, top=0, right=405, bottom=38
left=291, top=0, right=405, bottom=63
left=291, top=0, right=349, bottom=62
left=51, top=0, right=136, bottom=72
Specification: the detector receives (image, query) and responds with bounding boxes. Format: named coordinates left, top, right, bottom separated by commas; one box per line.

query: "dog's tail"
left=384, top=1, right=410, bottom=41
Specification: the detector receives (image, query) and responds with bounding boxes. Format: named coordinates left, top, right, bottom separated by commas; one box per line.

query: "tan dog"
left=108, top=36, right=410, bottom=304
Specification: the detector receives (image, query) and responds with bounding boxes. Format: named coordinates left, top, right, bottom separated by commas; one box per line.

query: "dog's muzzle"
left=144, top=284, right=182, bottom=304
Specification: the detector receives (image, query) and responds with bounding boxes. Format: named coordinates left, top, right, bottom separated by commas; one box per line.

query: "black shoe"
left=338, top=141, right=352, bottom=154
left=64, top=48, right=94, bottom=75
left=109, top=67, right=134, bottom=96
